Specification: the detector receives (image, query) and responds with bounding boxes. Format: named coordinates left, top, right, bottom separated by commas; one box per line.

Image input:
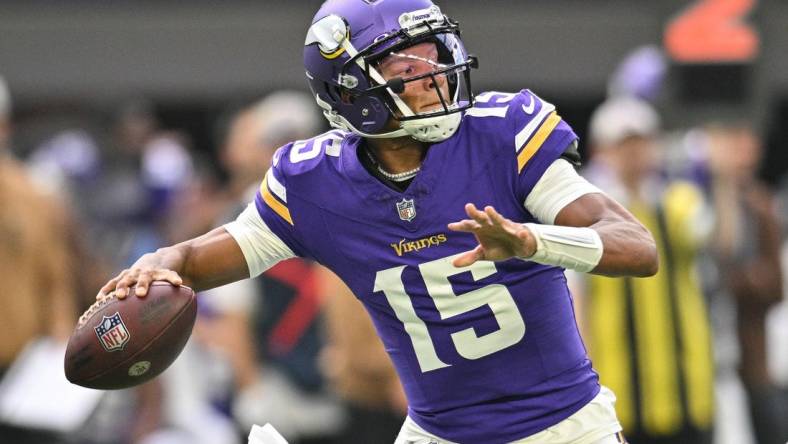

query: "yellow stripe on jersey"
left=517, top=112, right=561, bottom=173
left=260, top=175, right=293, bottom=226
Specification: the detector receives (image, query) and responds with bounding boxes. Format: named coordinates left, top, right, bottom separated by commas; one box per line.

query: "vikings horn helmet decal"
left=304, top=0, right=478, bottom=142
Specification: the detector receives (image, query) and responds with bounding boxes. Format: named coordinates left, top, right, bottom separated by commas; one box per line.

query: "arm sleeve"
left=223, top=203, right=296, bottom=278
left=524, top=158, right=602, bottom=224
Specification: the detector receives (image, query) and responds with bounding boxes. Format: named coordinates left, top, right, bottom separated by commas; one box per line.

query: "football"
left=64, top=282, right=197, bottom=390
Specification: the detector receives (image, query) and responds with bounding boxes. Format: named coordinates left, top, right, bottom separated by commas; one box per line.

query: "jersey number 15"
left=374, top=254, right=526, bottom=373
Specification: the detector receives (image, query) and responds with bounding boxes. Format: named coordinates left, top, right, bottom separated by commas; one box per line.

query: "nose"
left=421, top=73, right=445, bottom=91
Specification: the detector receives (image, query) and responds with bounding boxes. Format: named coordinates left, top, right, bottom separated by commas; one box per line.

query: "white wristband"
left=522, top=223, right=603, bottom=273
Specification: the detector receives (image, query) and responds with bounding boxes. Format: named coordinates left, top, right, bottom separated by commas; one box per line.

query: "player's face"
left=377, top=42, right=451, bottom=115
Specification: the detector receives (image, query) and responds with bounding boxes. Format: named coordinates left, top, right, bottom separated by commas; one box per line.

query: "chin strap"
left=402, top=113, right=461, bottom=142
left=315, top=93, right=461, bottom=142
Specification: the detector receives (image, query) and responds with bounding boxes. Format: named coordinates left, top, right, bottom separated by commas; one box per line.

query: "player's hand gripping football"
left=448, top=203, right=537, bottom=267
left=97, top=251, right=184, bottom=300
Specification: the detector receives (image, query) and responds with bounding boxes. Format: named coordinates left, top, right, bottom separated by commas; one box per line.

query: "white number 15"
left=373, top=254, right=526, bottom=373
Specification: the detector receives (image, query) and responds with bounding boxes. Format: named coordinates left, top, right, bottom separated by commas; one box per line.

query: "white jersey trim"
left=465, top=106, right=508, bottom=118
left=515, top=97, right=555, bottom=152
left=266, top=169, right=287, bottom=203
left=223, top=203, right=296, bottom=278
left=525, top=158, right=602, bottom=224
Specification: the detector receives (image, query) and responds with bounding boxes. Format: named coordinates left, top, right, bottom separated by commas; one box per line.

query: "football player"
left=99, top=1, right=657, bottom=442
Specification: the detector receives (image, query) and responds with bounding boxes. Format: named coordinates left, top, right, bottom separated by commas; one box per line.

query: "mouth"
left=419, top=102, right=444, bottom=112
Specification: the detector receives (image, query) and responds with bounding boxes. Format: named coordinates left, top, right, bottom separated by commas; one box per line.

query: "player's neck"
left=366, top=136, right=428, bottom=175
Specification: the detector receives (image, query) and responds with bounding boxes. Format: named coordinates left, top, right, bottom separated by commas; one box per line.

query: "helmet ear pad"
left=336, top=92, right=392, bottom=134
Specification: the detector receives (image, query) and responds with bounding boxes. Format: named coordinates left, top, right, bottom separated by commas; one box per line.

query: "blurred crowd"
left=0, top=77, right=406, bottom=444
left=0, top=44, right=787, bottom=444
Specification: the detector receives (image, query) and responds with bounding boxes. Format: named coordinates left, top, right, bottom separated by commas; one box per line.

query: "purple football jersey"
left=254, top=90, right=599, bottom=443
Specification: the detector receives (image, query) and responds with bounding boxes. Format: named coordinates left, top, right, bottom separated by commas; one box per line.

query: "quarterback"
left=100, top=0, right=657, bottom=443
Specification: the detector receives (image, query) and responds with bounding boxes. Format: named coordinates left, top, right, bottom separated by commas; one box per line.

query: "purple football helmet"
left=304, top=0, right=477, bottom=142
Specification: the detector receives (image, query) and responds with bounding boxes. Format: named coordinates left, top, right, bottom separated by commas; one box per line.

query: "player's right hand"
left=98, top=253, right=183, bottom=300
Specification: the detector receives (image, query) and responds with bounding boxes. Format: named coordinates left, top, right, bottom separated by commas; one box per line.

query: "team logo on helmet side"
left=396, top=198, right=417, bottom=222
left=94, top=312, right=131, bottom=352
left=305, top=14, right=350, bottom=60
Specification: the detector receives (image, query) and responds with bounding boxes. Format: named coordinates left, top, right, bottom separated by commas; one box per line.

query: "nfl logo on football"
left=94, top=312, right=131, bottom=352
left=396, top=198, right=416, bottom=222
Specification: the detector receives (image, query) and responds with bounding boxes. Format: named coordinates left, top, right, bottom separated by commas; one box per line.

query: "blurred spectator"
left=575, top=96, right=716, bottom=444
left=0, top=75, right=78, bottom=443
left=197, top=91, right=348, bottom=443
left=79, top=100, right=194, bottom=267
left=219, top=91, right=322, bottom=203
left=320, top=268, right=407, bottom=443
left=21, top=97, right=222, bottom=444
left=606, top=45, right=667, bottom=103
left=705, top=123, right=788, bottom=444
left=27, top=129, right=101, bottom=196
left=0, top=76, right=8, bottom=133
left=28, top=104, right=198, bottom=263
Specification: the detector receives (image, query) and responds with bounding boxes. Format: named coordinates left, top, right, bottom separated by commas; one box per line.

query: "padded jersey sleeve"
left=250, top=144, right=313, bottom=260
left=507, top=89, right=580, bottom=203
left=224, top=203, right=296, bottom=278
left=525, top=158, right=602, bottom=224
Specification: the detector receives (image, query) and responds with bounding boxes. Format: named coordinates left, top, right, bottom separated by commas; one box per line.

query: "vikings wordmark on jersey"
left=390, top=233, right=448, bottom=257
left=253, top=90, right=597, bottom=443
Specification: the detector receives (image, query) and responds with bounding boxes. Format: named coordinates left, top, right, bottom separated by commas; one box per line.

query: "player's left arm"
left=451, top=90, right=656, bottom=276
left=449, top=159, right=658, bottom=277
left=552, top=191, right=658, bottom=277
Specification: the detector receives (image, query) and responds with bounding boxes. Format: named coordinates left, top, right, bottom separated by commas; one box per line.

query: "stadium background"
left=0, top=1, right=786, bottom=444
left=2, top=0, right=787, bottom=179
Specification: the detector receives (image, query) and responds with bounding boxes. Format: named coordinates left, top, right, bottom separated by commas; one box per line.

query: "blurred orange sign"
left=665, top=0, right=759, bottom=63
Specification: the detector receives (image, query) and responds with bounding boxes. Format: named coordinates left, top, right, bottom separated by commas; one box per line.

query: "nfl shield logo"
left=396, top=198, right=416, bottom=222
left=94, top=312, right=131, bottom=352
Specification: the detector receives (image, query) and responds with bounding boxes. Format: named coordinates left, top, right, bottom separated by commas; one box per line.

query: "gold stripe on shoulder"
left=517, top=112, right=561, bottom=173
left=261, top=175, right=294, bottom=226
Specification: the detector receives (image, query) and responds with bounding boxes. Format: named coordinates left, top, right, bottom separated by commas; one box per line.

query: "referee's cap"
left=589, top=96, right=660, bottom=147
